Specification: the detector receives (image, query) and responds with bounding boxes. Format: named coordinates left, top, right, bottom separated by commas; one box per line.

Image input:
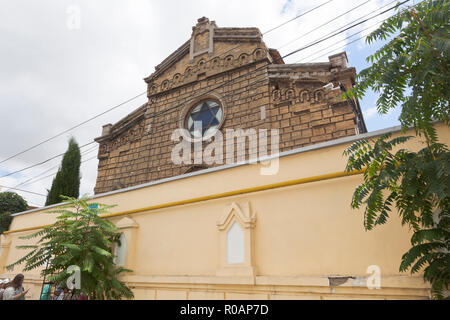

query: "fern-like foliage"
left=6, top=196, right=134, bottom=300
left=346, top=0, right=449, bottom=144
left=344, top=0, right=449, bottom=299
left=345, top=136, right=449, bottom=299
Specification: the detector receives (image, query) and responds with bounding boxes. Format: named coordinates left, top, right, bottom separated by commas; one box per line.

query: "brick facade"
left=94, top=17, right=367, bottom=194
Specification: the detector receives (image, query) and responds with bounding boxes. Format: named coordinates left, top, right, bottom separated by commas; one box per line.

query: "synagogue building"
left=1, top=18, right=444, bottom=300
left=94, top=17, right=366, bottom=194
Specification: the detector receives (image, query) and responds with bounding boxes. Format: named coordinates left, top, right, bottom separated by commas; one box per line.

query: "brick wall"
left=94, top=20, right=365, bottom=194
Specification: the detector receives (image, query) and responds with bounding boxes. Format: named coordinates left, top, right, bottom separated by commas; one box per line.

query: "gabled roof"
left=144, top=17, right=264, bottom=83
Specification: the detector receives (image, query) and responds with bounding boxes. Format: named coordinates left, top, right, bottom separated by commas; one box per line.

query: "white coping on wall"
left=11, top=124, right=404, bottom=217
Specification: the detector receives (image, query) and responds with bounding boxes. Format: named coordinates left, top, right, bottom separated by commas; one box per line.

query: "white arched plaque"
left=226, top=221, right=244, bottom=264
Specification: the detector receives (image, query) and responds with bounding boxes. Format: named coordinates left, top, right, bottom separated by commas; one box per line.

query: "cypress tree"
left=45, top=137, right=81, bottom=205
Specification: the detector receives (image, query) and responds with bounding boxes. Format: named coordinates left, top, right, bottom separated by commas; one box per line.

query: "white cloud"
left=364, top=106, right=378, bottom=119
left=0, top=0, right=397, bottom=206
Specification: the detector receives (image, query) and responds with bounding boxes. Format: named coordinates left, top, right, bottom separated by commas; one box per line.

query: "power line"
left=143, top=0, right=410, bottom=123
left=298, top=0, right=422, bottom=63
left=151, top=0, right=413, bottom=127
left=263, top=0, right=335, bottom=34
left=165, top=0, right=411, bottom=114
left=281, top=0, right=410, bottom=61
left=19, top=154, right=98, bottom=187
left=14, top=147, right=98, bottom=188
left=121, top=0, right=410, bottom=163
left=10, top=146, right=99, bottom=190
left=2, top=1, right=393, bottom=202
left=0, top=141, right=96, bottom=179
left=0, top=185, right=47, bottom=197
left=296, top=14, right=395, bottom=63
left=1, top=153, right=99, bottom=208
left=0, top=0, right=409, bottom=180
left=286, top=0, right=401, bottom=54
left=0, top=2, right=333, bottom=168
left=0, top=1, right=334, bottom=177
left=6, top=1, right=414, bottom=205
left=303, top=32, right=378, bottom=63
left=1, top=152, right=99, bottom=205
left=0, top=92, right=146, bottom=166
left=27, top=0, right=413, bottom=141
left=278, top=0, right=374, bottom=50
left=251, top=3, right=416, bottom=91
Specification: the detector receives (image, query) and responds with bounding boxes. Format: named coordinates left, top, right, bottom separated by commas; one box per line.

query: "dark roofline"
left=269, top=48, right=284, bottom=64
left=145, top=26, right=265, bottom=83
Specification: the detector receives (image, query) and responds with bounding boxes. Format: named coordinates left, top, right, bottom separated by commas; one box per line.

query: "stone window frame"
left=178, top=93, right=227, bottom=143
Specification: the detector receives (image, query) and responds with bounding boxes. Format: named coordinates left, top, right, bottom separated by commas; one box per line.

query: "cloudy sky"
left=0, top=0, right=415, bottom=207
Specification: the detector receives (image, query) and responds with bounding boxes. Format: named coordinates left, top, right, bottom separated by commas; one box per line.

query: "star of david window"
left=185, top=100, right=223, bottom=138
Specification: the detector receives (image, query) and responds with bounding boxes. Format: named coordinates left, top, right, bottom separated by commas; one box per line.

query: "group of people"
left=40, top=283, right=86, bottom=300
left=0, top=274, right=28, bottom=300
left=1, top=274, right=87, bottom=300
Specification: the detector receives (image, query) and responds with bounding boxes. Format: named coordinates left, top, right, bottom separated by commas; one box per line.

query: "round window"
left=185, top=100, right=223, bottom=138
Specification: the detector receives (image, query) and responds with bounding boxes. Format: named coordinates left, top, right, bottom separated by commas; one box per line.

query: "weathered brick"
left=311, top=119, right=330, bottom=127
left=344, top=113, right=355, bottom=120
left=322, top=108, right=333, bottom=118
left=336, top=119, right=355, bottom=131
left=93, top=20, right=363, bottom=194
left=331, top=115, right=344, bottom=122
left=301, top=129, right=313, bottom=137
left=281, top=119, right=290, bottom=128
left=312, top=127, right=325, bottom=136
left=310, top=111, right=322, bottom=121
left=311, top=134, right=332, bottom=143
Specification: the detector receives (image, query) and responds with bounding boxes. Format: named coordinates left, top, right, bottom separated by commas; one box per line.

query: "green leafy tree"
left=45, top=137, right=81, bottom=206
left=344, top=0, right=449, bottom=299
left=0, top=211, right=13, bottom=235
left=7, top=196, right=134, bottom=300
left=0, top=191, right=28, bottom=234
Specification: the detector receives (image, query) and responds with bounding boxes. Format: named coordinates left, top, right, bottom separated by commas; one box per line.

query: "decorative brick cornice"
left=147, top=41, right=190, bottom=82
left=95, top=103, right=147, bottom=143
left=146, top=47, right=270, bottom=97
left=144, top=18, right=266, bottom=86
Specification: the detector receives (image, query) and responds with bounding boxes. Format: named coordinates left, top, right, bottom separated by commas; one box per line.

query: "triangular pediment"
left=144, top=17, right=272, bottom=95
left=116, top=216, right=139, bottom=229
left=217, top=202, right=256, bottom=230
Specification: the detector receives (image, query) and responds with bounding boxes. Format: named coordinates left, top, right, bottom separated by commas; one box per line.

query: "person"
left=53, top=284, right=64, bottom=300
left=0, top=279, right=9, bottom=300
left=2, top=274, right=28, bottom=300
left=56, top=287, right=67, bottom=300
left=39, top=284, right=52, bottom=300
left=62, top=287, right=75, bottom=300
left=78, top=292, right=88, bottom=300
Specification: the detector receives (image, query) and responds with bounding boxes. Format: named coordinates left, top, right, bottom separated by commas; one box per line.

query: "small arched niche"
left=113, top=232, right=127, bottom=267
left=113, top=216, right=139, bottom=270
left=216, top=202, right=256, bottom=277
left=226, top=221, right=245, bottom=264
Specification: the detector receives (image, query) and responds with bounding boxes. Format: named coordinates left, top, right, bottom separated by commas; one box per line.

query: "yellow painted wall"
left=1, top=123, right=448, bottom=300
